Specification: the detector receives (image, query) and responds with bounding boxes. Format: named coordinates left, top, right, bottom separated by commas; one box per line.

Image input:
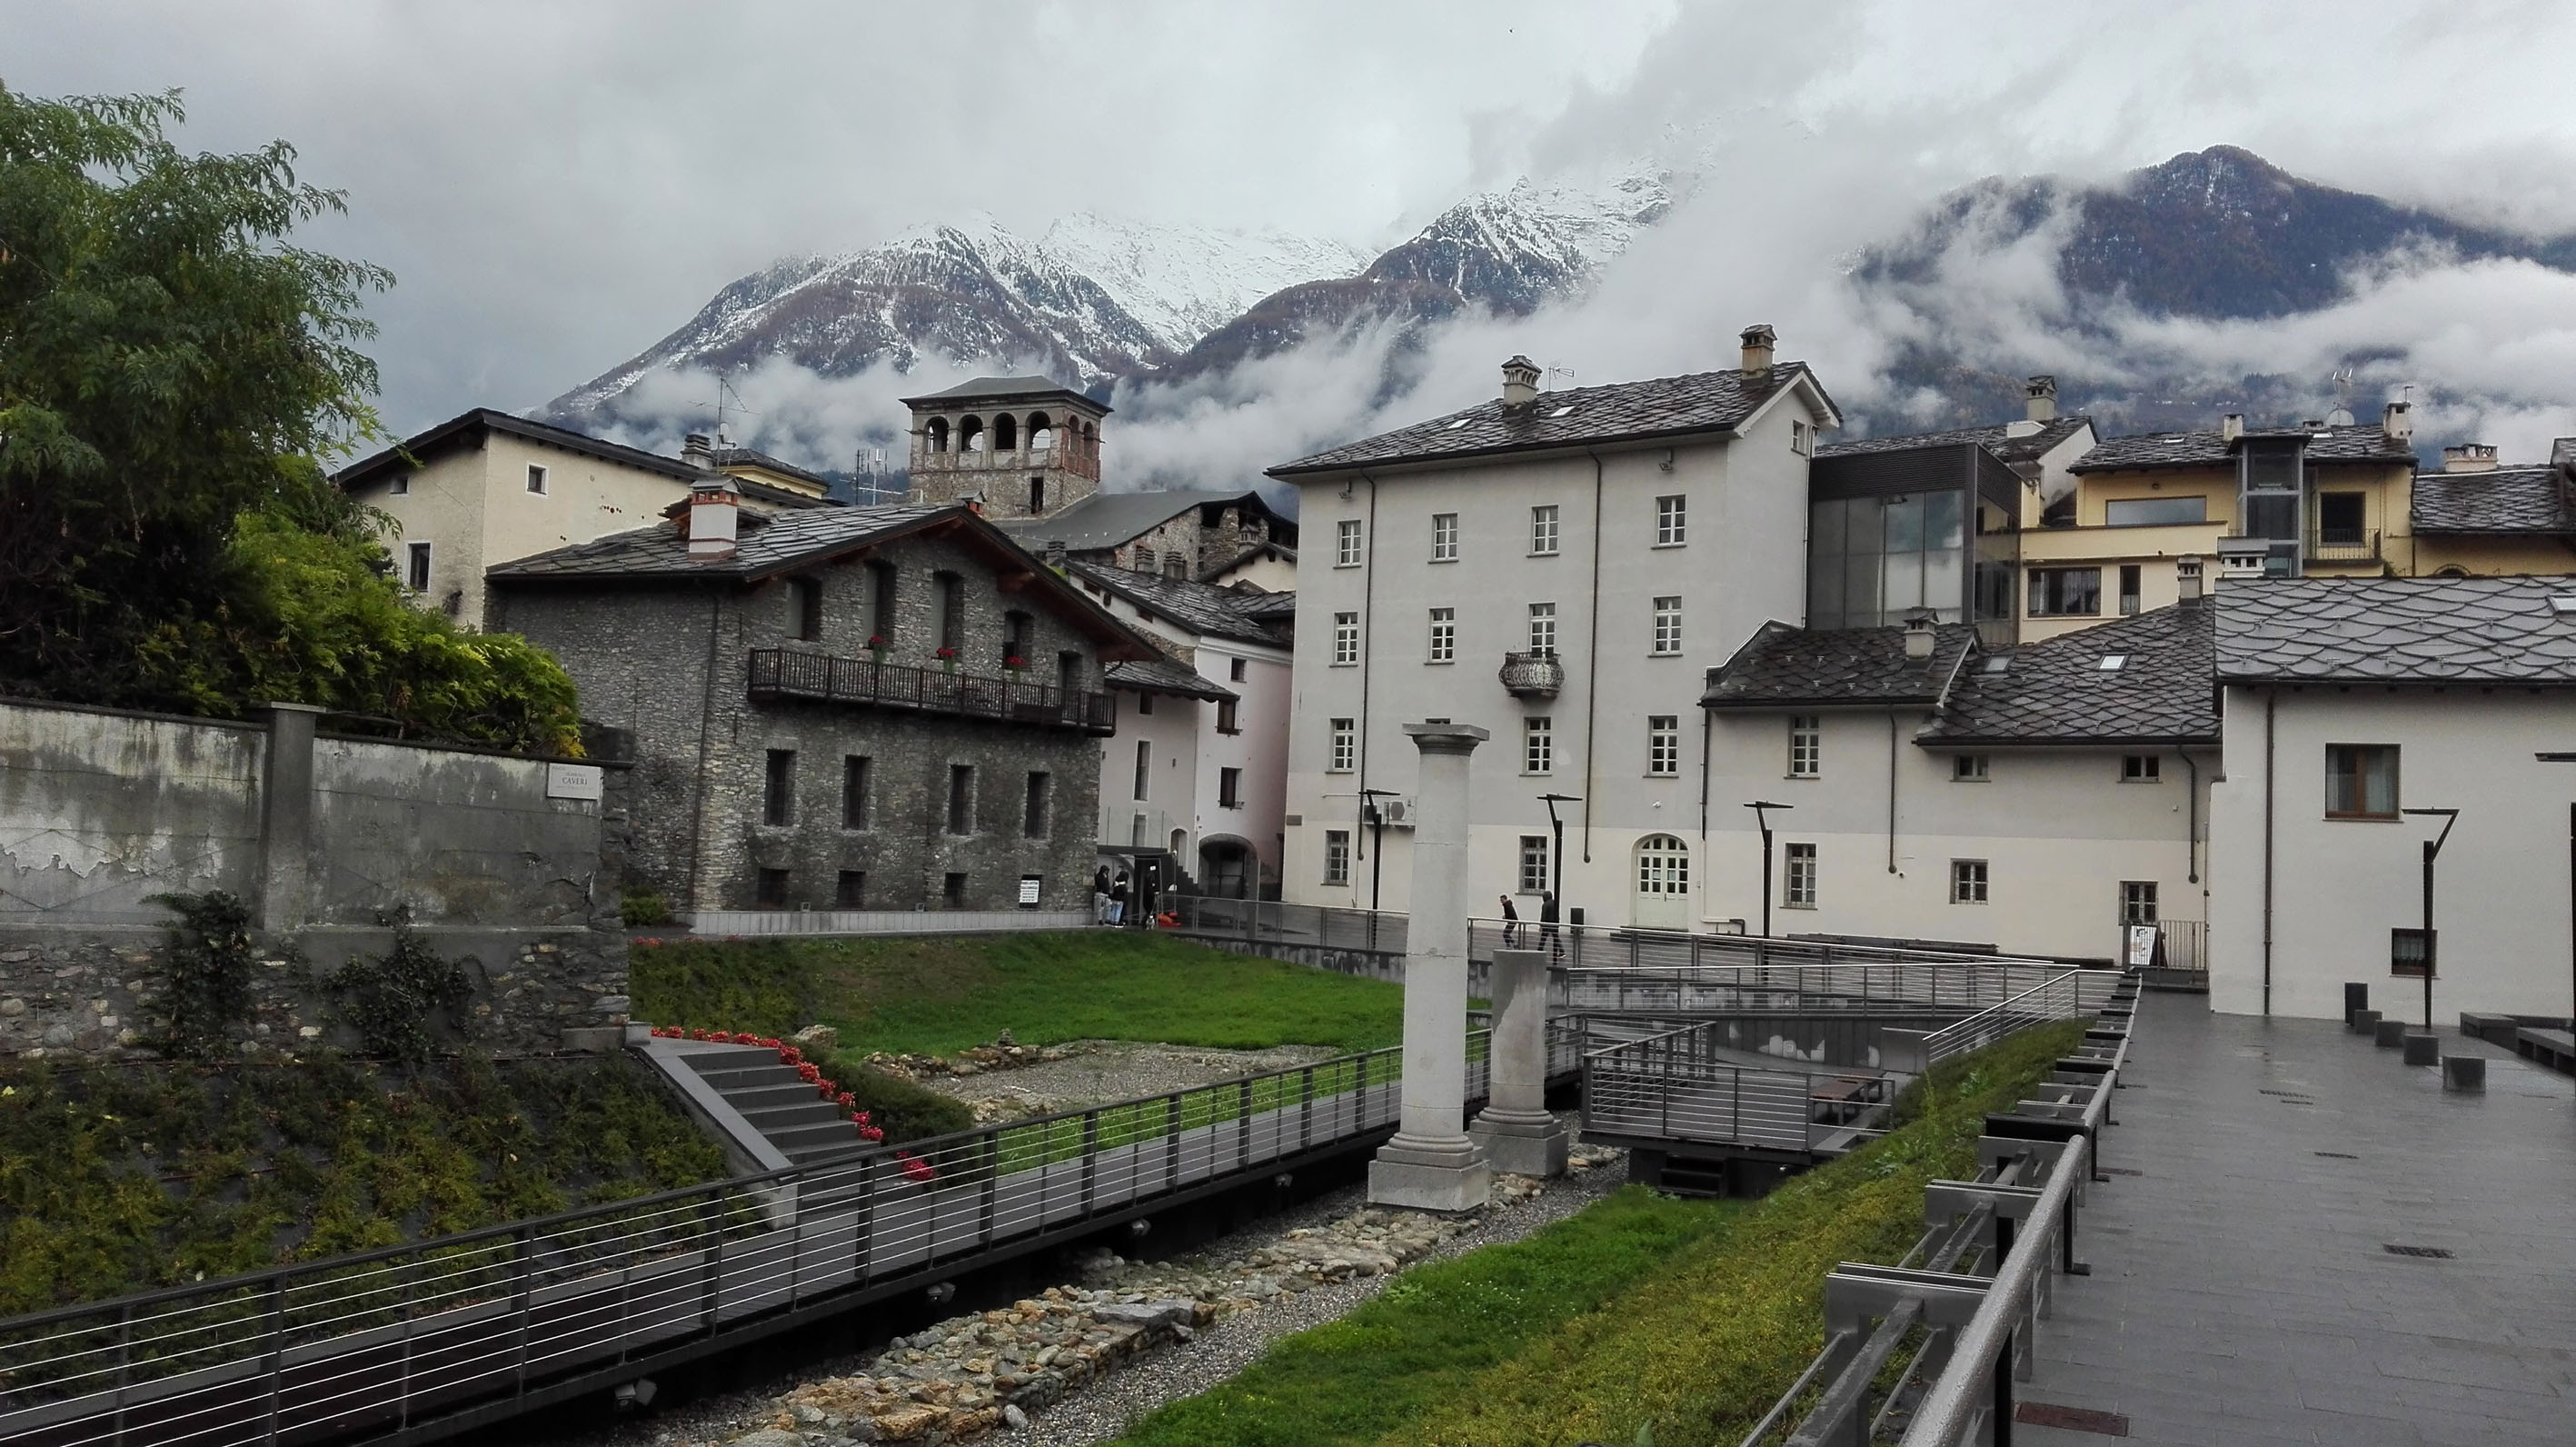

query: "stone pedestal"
left=1470, top=947, right=1568, bottom=1178
left=1368, top=721, right=1493, bottom=1212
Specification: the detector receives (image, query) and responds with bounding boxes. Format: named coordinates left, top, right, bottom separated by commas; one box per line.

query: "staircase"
left=680, top=1043, right=874, bottom=1164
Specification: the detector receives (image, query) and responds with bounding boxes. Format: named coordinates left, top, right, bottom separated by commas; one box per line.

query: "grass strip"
left=1109, top=1020, right=2088, bottom=1447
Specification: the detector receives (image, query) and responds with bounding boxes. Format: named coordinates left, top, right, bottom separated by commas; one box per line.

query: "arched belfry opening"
left=898, top=377, right=1111, bottom=514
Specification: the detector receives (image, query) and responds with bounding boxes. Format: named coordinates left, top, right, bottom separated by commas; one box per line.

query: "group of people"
left=1495, top=891, right=1564, bottom=958
left=1092, top=866, right=1132, bottom=924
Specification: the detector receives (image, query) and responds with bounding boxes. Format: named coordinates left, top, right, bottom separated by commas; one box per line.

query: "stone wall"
left=0, top=924, right=627, bottom=1063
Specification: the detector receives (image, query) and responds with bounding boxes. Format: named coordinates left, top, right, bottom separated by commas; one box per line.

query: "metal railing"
left=744, top=649, right=1117, bottom=733
left=1581, top=1022, right=1895, bottom=1157
left=1917, top=969, right=2088, bottom=1066
left=0, top=1031, right=1497, bottom=1447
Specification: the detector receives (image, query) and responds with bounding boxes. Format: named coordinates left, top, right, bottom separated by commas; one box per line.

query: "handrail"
left=1918, top=968, right=2084, bottom=1063
left=744, top=648, right=1117, bottom=733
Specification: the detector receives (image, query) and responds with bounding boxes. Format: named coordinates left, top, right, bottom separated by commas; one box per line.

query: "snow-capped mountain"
left=1038, top=214, right=1371, bottom=354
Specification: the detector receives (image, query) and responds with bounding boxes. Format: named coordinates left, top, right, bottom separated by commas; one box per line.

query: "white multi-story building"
left=1267, top=332, right=1841, bottom=923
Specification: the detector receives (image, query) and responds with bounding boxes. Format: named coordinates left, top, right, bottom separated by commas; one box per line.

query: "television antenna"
left=1547, top=365, right=1576, bottom=391
left=687, top=371, right=757, bottom=448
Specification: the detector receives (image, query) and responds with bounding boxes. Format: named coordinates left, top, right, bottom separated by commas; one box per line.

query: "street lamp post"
left=2400, top=807, right=2460, bottom=1033
left=1744, top=801, right=1793, bottom=940
left=1538, top=792, right=1580, bottom=923
left=2536, top=751, right=2576, bottom=1027
left=1358, top=788, right=1397, bottom=953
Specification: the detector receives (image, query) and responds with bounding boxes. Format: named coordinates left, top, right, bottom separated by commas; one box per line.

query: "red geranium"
left=796, top=1063, right=821, bottom=1083
left=898, top=1153, right=935, bottom=1183
left=867, top=634, right=886, bottom=648
left=935, top=644, right=958, bottom=660
left=815, top=1077, right=838, bottom=1097
left=778, top=1045, right=802, bottom=1065
left=860, top=1125, right=885, bottom=1143
left=836, top=1092, right=856, bottom=1111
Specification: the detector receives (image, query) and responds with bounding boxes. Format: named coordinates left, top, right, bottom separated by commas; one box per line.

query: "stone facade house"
left=487, top=492, right=1158, bottom=914
left=999, top=488, right=1298, bottom=581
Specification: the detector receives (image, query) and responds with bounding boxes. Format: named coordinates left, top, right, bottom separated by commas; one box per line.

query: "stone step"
left=681, top=1045, right=780, bottom=1073
left=740, top=1100, right=844, bottom=1130
left=695, top=1063, right=805, bottom=1093
left=765, top=1119, right=868, bottom=1155
left=727, top=1082, right=832, bottom=1113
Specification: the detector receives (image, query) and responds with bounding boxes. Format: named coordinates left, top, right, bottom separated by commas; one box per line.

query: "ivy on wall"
left=325, top=909, right=474, bottom=1063
left=145, top=890, right=258, bottom=1058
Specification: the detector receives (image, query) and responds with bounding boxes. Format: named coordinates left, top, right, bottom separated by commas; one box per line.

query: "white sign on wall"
left=546, top=763, right=605, bottom=802
left=1019, top=875, right=1043, bottom=907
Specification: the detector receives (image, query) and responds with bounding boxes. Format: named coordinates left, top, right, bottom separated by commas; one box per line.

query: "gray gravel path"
left=923, top=1042, right=1341, bottom=1122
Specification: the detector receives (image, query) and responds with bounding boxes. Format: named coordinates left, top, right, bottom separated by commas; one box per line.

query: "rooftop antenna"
left=2327, top=367, right=2355, bottom=427
left=1547, top=365, right=1576, bottom=391
left=688, top=370, right=758, bottom=450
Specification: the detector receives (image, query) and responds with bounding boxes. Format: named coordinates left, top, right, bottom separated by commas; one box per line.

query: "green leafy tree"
left=0, top=85, right=580, bottom=753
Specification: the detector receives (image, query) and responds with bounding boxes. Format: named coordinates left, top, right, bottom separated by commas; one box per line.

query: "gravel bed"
left=920, top=1042, right=1342, bottom=1123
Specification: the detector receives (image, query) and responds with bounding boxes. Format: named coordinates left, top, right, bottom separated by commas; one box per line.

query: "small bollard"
left=2351, top=1008, right=2382, bottom=1036
left=2373, top=1017, right=2409, bottom=1048
left=2442, top=1054, right=2487, bottom=1093
left=2402, top=1032, right=2440, bottom=1066
left=2344, top=982, right=2370, bottom=1027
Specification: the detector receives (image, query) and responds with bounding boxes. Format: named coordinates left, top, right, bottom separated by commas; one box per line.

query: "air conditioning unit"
left=1370, top=797, right=1417, bottom=828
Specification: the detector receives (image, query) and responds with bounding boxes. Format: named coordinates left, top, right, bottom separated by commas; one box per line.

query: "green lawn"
left=1109, top=1019, right=2092, bottom=1447
left=631, top=931, right=1407, bottom=1056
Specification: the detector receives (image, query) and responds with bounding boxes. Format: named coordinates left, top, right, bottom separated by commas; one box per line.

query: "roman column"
left=1469, top=946, right=1568, bottom=1176
left=1368, top=720, right=1492, bottom=1211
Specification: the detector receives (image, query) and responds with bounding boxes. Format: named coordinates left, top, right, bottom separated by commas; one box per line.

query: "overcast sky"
left=12, top=1, right=2576, bottom=450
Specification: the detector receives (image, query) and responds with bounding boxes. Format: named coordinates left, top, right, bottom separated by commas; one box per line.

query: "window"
left=762, top=750, right=796, bottom=826
left=2119, top=881, right=2159, bottom=925
left=1518, top=835, right=1550, bottom=894
left=936, top=572, right=964, bottom=654
left=406, top=542, right=432, bottom=593
left=1023, top=773, right=1050, bottom=837
left=1431, top=513, right=1458, bottom=562
left=1132, top=741, right=1151, bottom=801
left=1636, top=833, right=1690, bottom=897
left=2118, top=564, right=2142, bottom=616
left=2122, top=754, right=2161, bottom=783
left=944, top=873, right=969, bottom=908
left=1164, top=554, right=1186, bottom=580
left=1527, top=602, right=1557, bottom=658
left=1656, top=494, right=1686, bottom=546
left=835, top=871, right=866, bottom=909
left=1953, top=753, right=1989, bottom=782
left=1059, top=651, right=1084, bottom=695
left=1333, top=613, right=1360, bottom=665
left=841, top=755, right=871, bottom=828
left=1951, top=859, right=1989, bottom=904
left=389, top=474, right=409, bottom=496
left=1783, top=843, right=1817, bottom=908
left=2318, top=492, right=2368, bottom=546
left=525, top=464, right=548, bottom=494
left=2028, top=567, right=2103, bottom=617
left=790, top=576, right=823, bottom=641
left=1651, top=596, right=1683, bottom=655
left=756, top=868, right=790, bottom=907
left=1328, top=718, right=1357, bottom=773
left=1137, top=690, right=1154, bottom=715
left=1523, top=716, right=1554, bottom=775
left=1646, top=715, right=1680, bottom=777
left=947, top=765, right=974, bottom=834
left=1028, top=476, right=1045, bottom=514
left=1219, top=767, right=1243, bottom=808
left=1530, top=504, right=1561, bottom=555
left=868, top=563, right=898, bottom=644
left=1001, top=610, right=1031, bottom=668
left=1337, top=518, right=1364, bottom=567
left=1217, top=698, right=1239, bottom=733
left=2326, top=744, right=2400, bottom=819
left=1230, top=656, right=1248, bottom=682
left=1791, top=419, right=1814, bottom=456
left=1787, top=715, right=1821, bottom=778
left=2104, top=496, right=2208, bottom=526
left=1428, top=607, right=1457, bottom=663
left=1323, top=830, right=1351, bottom=885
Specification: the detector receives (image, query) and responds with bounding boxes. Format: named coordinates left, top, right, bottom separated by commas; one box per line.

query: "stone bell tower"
left=898, top=376, right=1110, bottom=522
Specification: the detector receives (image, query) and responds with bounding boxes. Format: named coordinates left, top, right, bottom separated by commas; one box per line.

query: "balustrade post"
left=512, top=1225, right=536, bottom=1396
left=1080, top=1111, right=1099, bottom=1215
left=263, top=1274, right=287, bottom=1445
left=1166, top=1094, right=1185, bottom=1190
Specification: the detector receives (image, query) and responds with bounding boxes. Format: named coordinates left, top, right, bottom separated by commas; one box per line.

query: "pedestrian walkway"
left=2016, top=991, right=2576, bottom=1445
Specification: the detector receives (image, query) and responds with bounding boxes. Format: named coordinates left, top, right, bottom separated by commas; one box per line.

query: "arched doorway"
left=1633, top=833, right=1691, bottom=931
left=1198, top=835, right=1254, bottom=899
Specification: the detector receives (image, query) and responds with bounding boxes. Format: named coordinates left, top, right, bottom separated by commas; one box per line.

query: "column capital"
left=1403, top=720, right=1489, bottom=755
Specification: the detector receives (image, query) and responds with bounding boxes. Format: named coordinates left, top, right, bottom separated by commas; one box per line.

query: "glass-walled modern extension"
left=1807, top=440, right=2023, bottom=646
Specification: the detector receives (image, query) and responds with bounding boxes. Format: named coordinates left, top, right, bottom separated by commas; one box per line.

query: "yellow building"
left=2409, top=443, right=2576, bottom=576
left=2018, top=404, right=2419, bottom=640
left=335, top=411, right=836, bottom=627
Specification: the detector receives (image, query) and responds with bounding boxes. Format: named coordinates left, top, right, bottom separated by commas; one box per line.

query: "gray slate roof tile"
left=1069, top=561, right=1290, bottom=647
left=1268, top=364, right=1831, bottom=476
left=997, top=490, right=1275, bottom=553
left=1104, top=656, right=1237, bottom=701
left=2411, top=465, right=2576, bottom=534
left=2072, top=423, right=2415, bottom=474
left=1922, top=604, right=2217, bottom=745
left=1816, top=415, right=2093, bottom=465
left=485, top=503, right=958, bottom=580
left=2216, top=575, right=2576, bottom=684
left=1703, top=622, right=1978, bottom=708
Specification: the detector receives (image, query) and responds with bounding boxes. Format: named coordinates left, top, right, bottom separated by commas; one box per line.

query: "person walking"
left=1539, top=890, right=1562, bottom=962
left=1497, top=893, right=1521, bottom=948
left=1109, top=870, right=1130, bottom=926
left=1093, top=866, right=1112, bottom=925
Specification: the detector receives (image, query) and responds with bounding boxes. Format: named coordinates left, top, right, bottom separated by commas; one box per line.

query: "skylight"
left=2551, top=595, right=2576, bottom=616
left=2097, top=654, right=2127, bottom=672
left=1446, top=417, right=1474, bottom=430
left=1982, top=656, right=2013, bottom=674
left=1550, top=405, right=1576, bottom=418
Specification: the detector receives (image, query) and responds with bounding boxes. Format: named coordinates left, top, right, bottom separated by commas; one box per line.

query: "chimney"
left=1902, top=611, right=1937, bottom=660
left=2220, top=414, right=2243, bottom=443
left=686, top=478, right=739, bottom=563
left=682, top=432, right=714, bottom=473
left=1044, top=538, right=1068, bottom=568
left=2176, top=554, right=2204, bottom=604
left=2024, top=374, right=2058, bottom=423
left=2442, top=444, right=2499, bottom=474
left=1739, top=324, right=1776, bottom=377
left=1500, top=355, right=1540, bottom=407
left=2382, top=400, right=2413, bottom=444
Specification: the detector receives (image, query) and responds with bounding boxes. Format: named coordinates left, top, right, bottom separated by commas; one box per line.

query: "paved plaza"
left=2015, top=990, right=2576, bottom=1444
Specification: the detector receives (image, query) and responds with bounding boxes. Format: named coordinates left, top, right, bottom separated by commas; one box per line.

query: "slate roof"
left=2216, top=575, right=2576, bottom=685
left=900, top=375, right=1105, bottom=411
left=1235, top=589, right=1298, bottom=623
left=1702, top=621, right=1978, bottom=708
left=2411, top=466, right=2576, bottom=534
left=1816, top=416, right=2094, bottom=466
left=338, top=408, right=699, bottom=489
left=1920, top=604, right=2218, bottom=745
left=2070, top=423, right=2416, bottom=474
left=1268, top=364, right=1838, bottom=477
left=997, top=490, right=1276, bottom=554
left=487, top=503, right=957, bottom=581
left=1104, top=655, right=1237, bottom=702
left=1069, top=561, right=1288, bottom=647
left=711, top=445, right=834, bottom=491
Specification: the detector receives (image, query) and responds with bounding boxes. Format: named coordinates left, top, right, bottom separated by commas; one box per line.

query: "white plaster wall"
left=1283, top=396, right=1820, bottom=913
left=2209, top=684, right=2576, bottom=1020
left=1098, top=690, right=1204, bottom=857
left=1192, top=641, right=1293, bottom=891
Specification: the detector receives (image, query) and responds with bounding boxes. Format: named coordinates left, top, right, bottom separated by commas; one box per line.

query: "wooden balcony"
left=745, top=649, right=1117, bottom=733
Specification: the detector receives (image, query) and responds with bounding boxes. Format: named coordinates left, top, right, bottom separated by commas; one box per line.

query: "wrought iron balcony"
left=2302, top=527, right=2382, bottom=565
left=746, top=649, right=1116, bottom=733
left=1498, top=650, right=1565, bottom=700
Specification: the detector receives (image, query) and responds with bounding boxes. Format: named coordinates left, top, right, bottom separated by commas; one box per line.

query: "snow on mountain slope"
left=1040, top=214, right=1372, bottom=354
